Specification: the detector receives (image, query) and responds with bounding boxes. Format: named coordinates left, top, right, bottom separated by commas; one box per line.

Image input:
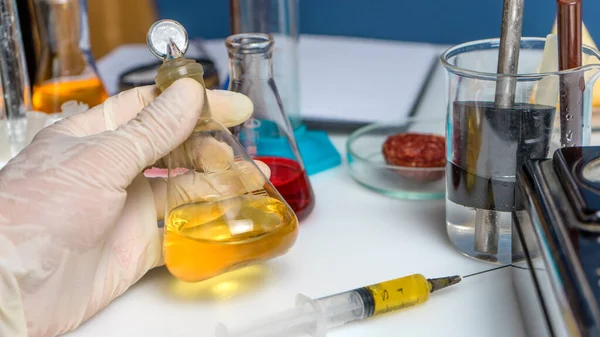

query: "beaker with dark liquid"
left=441, top=37, right=600, bottom=264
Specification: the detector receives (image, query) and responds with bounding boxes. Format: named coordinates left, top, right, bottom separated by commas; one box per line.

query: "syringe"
left=215, top=273, right=461, bottom=337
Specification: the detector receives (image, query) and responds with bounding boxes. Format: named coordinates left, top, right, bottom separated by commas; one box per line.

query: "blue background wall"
left=155, top=0, right=600, bottom=45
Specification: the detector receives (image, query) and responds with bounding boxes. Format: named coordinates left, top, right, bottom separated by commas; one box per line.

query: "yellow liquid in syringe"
left=365, top=274, right=432, bottom=315
left=164, top=194, right=298, bottom=282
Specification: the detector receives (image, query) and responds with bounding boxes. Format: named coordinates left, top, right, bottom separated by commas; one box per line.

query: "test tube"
left=229, top=0, right=302, bottom=130
left=0, top=0, right=31, bottom=159
left=556, top=0, right=584, bottom=148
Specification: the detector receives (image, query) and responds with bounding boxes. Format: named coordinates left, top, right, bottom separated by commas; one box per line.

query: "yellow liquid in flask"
left=164, top=193, right=298, bottom=282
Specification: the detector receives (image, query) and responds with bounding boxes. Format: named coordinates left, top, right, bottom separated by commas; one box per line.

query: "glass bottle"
left=226, top=33, right=315, bottom=221
left=147, top=20, right=298, bottom=283
left=31, top=0, right=108, bottom=114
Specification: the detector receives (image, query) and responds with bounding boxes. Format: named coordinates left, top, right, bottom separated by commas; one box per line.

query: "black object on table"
left=513, top=146, right=600, bottom=337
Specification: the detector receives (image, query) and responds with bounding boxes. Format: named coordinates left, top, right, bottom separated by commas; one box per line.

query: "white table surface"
left=63, top=134, right=525, bottom=337
left=63, top=36, right=529, bottom=337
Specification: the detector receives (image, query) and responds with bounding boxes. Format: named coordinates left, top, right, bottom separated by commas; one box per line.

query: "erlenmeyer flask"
left=31, top=0, right=108, bottom=114
left=147, top=20, right=298, bottom=283
left=226, top=33, right=315, bottom=221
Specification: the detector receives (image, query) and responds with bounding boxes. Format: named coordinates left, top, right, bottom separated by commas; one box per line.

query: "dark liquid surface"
left=449, top=101, right=556, bottom=211
left=254, top=156, right=315, bottom=221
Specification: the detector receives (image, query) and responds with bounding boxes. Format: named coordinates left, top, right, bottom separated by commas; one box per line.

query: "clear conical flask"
left=31, top=0, right=108, bottom=114
left=226, top=33, right=315, bottom=221
left=147, top=20, right=298, bottom=283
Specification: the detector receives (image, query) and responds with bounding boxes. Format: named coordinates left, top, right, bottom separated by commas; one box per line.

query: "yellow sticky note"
left=532, top=20, right=600, bottom=108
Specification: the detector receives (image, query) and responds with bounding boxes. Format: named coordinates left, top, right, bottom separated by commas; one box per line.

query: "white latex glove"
left=0, top=78, right=263, bottom=337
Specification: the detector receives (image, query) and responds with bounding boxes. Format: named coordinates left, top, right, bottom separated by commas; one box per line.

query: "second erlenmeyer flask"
left=226, top=33, right=315, bottom=221
left=31, top=0, right=108, bottom=114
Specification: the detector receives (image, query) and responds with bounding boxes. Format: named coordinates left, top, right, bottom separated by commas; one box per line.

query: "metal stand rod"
left=474, top=0, right=524, bottom=256
left=494, top=0, right=524, bottom=106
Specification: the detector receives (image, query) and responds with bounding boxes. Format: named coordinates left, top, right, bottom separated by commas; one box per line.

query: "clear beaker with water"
left=31, top=0, right=108, bottom=114
left=226, top=33, right=315, bottom=221
left=441, top=37, right=600, bottom=265
left=147, top=20, right=299, bottom=283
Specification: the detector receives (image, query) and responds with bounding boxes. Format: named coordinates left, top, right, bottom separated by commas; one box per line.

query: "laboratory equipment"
left=31, top=0, right=108, bottom=114
left=441, top=37, right=600, bottom=264
left=0, top=0, right=31, bottom=162
left=540, top=20, right=600, bottom=129
left=471, top=0, right=524, bottom=262
left=557, top=0, right=583, bottom=148
left=512, top=146, right=600, bottom=336
left=346, top=117, right=446, bottom=199
left=216, top=273, right=461, bottom=337
left=230, top=0, right=301, bottom=129
left=146, top=19, right=299, bottom=283
left=229, top=0, right=341, bottom=176
left=226, top=33, right=315, bottom=220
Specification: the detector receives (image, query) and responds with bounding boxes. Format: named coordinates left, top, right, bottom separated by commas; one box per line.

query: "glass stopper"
left=147, top=19, right=189, bottom=59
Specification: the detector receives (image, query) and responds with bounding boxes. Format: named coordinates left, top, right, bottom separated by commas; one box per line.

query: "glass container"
left=31, top=0, right=108, bottom=114
left=147, top=20, right=299, bottom=283
left=441, top=37, right=600, bottom=265
left=230, top=0, right=301, bottom=130
left=0, top=0, right=30, bottom=163
left=226, top=33, right=315, bottom=221
left=346, top=117, right=446, bottom=200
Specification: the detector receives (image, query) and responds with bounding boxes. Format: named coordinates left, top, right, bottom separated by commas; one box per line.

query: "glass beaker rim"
left=440, top=36, right=600, bottom=80
left=226, top=33, right=274, bottom=54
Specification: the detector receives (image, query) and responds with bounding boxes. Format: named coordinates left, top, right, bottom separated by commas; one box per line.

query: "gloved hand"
left=0, top=78, right=264, bottom=337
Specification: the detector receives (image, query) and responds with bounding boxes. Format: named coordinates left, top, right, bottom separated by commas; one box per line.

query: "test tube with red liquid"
left=226, top=33, right=315, bottom=221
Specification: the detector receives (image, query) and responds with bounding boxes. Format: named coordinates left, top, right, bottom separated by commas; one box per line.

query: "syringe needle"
left=462, top=264, right=511, bottom=278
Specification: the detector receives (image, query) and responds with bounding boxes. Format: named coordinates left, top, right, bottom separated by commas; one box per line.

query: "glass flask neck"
left=226, top=33, right=275, bottom=81
left=34, top=0, right=90, bottom=54
left=155, top=57, right=213, bottom=120
left=229, top=50, right=274, bottom=81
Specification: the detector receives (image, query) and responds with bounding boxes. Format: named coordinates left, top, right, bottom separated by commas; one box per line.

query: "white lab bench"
left=63, top=36, right=528, bottom=337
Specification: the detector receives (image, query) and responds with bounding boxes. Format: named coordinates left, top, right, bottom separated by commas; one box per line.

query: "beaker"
left=31, top=0, right=108, bottom=114
left=230, top=0, right=301, bottom=130
left=147, top=20, right=299, bottom=283
left=441, top=37, right=600, bottom=265
left=226, top=33, right=315, bottom=221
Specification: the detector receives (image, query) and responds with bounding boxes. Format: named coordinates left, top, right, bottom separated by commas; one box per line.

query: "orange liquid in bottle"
left=32, top=77, right=109, bottom=114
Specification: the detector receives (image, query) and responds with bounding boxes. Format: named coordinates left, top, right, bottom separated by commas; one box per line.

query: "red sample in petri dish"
left=382, top=132, right=446, bottom=182
left=254, top=156, right=315, bottom=221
